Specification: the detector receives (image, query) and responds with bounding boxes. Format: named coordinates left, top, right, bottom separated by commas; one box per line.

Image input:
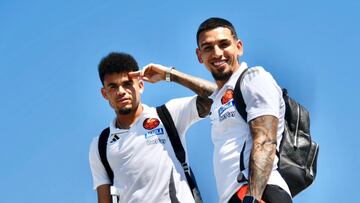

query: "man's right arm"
left=170, top=68, right=215, bottom=117
left=97, top=184, right=112, bottom=203
left=129, top=63, right=216, bottom=117
left=89, top=139, right=113, bottom=203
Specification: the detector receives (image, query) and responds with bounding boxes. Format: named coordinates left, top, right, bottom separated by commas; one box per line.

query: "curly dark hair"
left=196, top=17, right=238, bottom=46
left=98, top=52, right=139, bottom=85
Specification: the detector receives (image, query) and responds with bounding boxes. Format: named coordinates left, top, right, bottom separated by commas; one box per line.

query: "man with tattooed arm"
left=135, top=17, right=292, bottom=203
left=194, top=18, right=293, bottom=203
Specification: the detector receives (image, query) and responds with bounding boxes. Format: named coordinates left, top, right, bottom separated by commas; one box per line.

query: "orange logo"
left=143, top=118, right=160, bottom=130
left=221, top=89, right=234, bottom=104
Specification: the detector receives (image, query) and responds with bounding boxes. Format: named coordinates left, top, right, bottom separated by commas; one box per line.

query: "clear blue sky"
left=1, top=0, right=359, bottom=202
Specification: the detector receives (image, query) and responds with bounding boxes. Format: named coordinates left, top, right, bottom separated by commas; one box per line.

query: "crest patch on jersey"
left=221, top=89, right=234, bottom=104
left=143, top=118, right=160, bottom=130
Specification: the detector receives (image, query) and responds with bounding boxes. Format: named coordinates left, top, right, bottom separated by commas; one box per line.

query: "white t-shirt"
left=89, top=96, right=200, bottom=203
left=209, top=62, right=290, bottom=203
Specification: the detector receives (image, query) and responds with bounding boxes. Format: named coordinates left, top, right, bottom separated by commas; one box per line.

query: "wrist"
left=165, top=66, right=175, bottom=82
left=243, top=196, right=259, bottom=203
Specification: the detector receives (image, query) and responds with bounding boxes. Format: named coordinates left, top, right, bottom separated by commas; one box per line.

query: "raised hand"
left=128, top=63, right=169, bottom=83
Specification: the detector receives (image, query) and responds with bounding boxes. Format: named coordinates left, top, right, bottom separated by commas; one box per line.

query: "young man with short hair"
left=89, top=52, right=215, bottom=203
left=195, top=18, right=292, bottom=203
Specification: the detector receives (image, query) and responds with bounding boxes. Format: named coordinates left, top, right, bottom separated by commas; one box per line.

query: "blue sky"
left=1, top=0, right=359, bottom=202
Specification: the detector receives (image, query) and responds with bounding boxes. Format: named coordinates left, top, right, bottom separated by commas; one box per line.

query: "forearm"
left=97, top=184, right=112, bottom=203
left=170, top=69, right=216, bottom=98
left=247, top=115, right=278, bottom=201
left=170, top=69, right=215, bottom=117
left=135, top=64, right=216, bottom=117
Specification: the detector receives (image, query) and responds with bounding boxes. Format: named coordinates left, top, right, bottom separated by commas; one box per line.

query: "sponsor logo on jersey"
left=218, top=89, right=236, bottom=121
left=144, top=128, right=164, bottom=138
left=145, top=128, right=166, bottom=145
left=221, top=89, right=234, bottom=104
left=218, top=100, right=234, bottom=117
left=146, top=137, right=166, bottom=145
left=143, top=118, right=160, bottom=130
left=220, top=110, right=236, bottom=121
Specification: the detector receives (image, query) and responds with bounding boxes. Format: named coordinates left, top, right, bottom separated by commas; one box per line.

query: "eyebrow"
left=106, top=82, right=117, bottom=87
left=200, top=38, right=231, bottom=49
left=199, top=42, right=213, bottom=49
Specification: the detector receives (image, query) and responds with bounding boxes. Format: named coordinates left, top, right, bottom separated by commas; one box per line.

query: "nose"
left=213, top=45, right=223, bottom=57
left=116, top=85, right=127, bottom=95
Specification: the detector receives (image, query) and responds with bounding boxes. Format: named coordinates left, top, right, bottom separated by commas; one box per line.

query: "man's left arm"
left=246, top=115, right=278, bottom=201
left=129, top=64, right=216, bottom=117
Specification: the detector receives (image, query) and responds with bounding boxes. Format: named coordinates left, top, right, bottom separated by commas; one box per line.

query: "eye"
left=123, top=81, right=133, bottom=87
left=202, top=45, right=213, bottom=52
left=106, top=84, right=117, bottom=93
left=220, top=41, right=231, bottom=49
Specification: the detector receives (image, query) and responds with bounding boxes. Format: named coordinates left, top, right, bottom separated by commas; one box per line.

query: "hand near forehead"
left=128, top=63, right=168, bottom=83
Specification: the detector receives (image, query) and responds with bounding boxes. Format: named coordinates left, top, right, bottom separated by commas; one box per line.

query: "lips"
left=116, top=98, right=131, bottom=105
left=213, top=61, right=226, bottom=66
left=212, top=60, right=228, bottom=70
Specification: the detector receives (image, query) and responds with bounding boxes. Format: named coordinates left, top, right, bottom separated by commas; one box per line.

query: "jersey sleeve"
left=241, top=67, right=283, bottom=122
left=164, top=96, right=202, bottom=140
left=89, top=137, right=111, bottom=190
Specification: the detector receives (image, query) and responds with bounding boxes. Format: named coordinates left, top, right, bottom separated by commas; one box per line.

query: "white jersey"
left=209, top=62, right=290, bottom=203
left=89, top=96, right=200, bottom=203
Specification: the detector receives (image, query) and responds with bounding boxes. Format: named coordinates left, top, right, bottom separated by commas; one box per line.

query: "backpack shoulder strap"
left=98, top=127, right=114, bottom=185
left=156, top=105, right=199, bottom=195
left=156, top=105, right=186, bottom=167
left=233, top=68, right=249, bottom=122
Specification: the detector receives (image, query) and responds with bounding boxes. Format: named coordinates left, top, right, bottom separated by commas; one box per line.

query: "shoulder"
left=89, top=127, right=110, bottom=155
left=89, top=136, right=99, bottom=153
left=165, top=96, right=197, bottom=108
left=164, top=96, right=198, bottom=114
left=241, top=66, right=278, bottom=88
left=164, top=96, right=200, bottom=130
left=244, top=66, right=269, bottom=80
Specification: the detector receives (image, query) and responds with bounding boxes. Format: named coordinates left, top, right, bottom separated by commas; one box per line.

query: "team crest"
left=221, top=89, right=234, bottom=104
left=143, top=118, right=160, bottom=130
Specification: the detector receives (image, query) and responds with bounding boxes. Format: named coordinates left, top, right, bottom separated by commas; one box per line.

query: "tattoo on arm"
left=196, top=96, right=213, bottom=117
left=171, top=70, right=216, bottom=98
left=171, top=70, right=216, bottom=117
left=247, top=115, right=278, bottom=200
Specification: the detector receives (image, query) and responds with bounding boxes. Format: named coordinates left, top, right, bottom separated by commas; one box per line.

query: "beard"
left=211, top=70, right=233, bottom=82
left=118, top=107, right=132, bottom=115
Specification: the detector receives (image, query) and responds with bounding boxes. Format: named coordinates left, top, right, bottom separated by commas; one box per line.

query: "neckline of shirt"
left=109, top=104, right=150, bottom=134
left=210, top=62, right=248, bottom=100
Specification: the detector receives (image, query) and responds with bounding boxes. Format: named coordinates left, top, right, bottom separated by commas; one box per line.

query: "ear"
left=101, top=87, right=108, bottom=100
left=196, top=48, right=203, bottom=63
left=138, top=80, right=144, bottom=94
left=236, top=39, right=244, bottom=57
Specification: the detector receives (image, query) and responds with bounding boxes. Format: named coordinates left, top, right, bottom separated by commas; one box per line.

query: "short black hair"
left=196, top=17, right=238, bottom=46
left=98, top=52, right=139, bottom=85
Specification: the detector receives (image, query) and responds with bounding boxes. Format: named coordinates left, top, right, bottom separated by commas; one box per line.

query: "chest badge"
left=143, top=118, right=160, bottom=130
left=221, top=89, right=234, bottom=104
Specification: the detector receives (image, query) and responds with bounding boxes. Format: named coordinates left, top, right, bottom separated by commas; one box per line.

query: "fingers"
left=128, top=70, right=152, bottom=82
left=131, top=63, right=169, bottom=83
left=143, top=63, right=168, bottom=73
left=128, top=70, right=142, bottom=79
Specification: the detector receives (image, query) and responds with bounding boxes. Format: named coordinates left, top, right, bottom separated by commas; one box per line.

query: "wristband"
left=243, top=196, right=259, bottom=203
left=166, top=66, right=175, bottom=82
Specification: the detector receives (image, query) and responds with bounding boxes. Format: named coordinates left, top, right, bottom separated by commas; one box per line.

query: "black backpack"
left=98, top=104, right=202, bottom=202
left=233, top=68, right=319, bottom=197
